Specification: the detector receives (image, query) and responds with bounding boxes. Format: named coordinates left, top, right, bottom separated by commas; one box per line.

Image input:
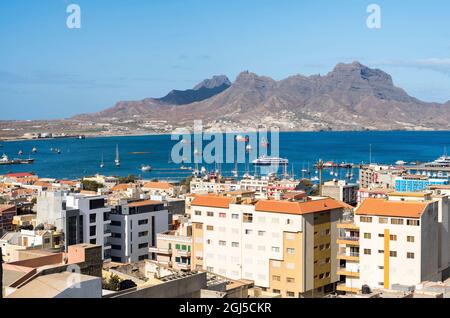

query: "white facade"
left=192, top=203, right=304, bottom=288
left=356, top=203, right=440, bottom=289
left=36, top=191, right=112, bottom=260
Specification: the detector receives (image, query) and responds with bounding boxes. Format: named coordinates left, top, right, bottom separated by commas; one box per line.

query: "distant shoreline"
left=1, top=129, right=450, bottom=143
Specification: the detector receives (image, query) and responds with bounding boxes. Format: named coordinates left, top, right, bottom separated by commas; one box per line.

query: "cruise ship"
left=252, top=156, right=289, bottom=166
left=424, top=155, right=450, bottom=168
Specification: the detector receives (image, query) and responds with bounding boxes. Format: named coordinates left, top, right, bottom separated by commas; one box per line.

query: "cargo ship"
left=0, top=154, right=35, bottom=165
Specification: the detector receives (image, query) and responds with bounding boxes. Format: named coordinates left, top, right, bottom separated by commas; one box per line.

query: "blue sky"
left=1, top=0, right=450, bottom=120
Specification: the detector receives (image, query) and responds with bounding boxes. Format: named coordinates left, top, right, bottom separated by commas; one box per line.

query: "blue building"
left=395, top=176, right=449, bottom=192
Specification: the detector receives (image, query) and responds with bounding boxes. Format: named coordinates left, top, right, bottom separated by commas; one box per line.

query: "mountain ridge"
left=73, top=62, right=450, bottom=132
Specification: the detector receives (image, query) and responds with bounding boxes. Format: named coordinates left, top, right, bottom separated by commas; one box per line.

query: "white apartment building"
left=109, top=200, right=169, bottom=263
left=36, top=191, right=112, bottom=260
left=190, top=178, right=240, bottom=194
left=191, top=195, right=345, bottom=298
left=355, top=198, right=441, bottom=289
left=322, top=180, right=358, bottom=206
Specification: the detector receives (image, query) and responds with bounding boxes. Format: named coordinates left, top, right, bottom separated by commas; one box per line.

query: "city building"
left=359, top=164, right=405, bottom=190
left=394, top=175, right=448, bottom=192
left=149, top=222, right=192, bottom=271
left=191, top=195, right=346, bottom=297
left=109, top=200, right=169, bottom=263
left=322, top=180, right=358, bottom=206
left=0, top=205, right=17, bottom=234
left=36, top=191, right=112, bottom=260
left=355, top=198, right=441, bottom=289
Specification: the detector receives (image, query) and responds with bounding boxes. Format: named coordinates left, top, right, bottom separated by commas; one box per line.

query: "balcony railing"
left=176, top=262, right=191, bottom=270
left=176, top=250, right=191, bottom=257
left=338, top=236, right=359, bottom=241
left=148, top=247, right=172, bottom=255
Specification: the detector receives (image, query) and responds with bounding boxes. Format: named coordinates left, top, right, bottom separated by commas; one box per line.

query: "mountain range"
left=75, top=62, right=450, bottom=131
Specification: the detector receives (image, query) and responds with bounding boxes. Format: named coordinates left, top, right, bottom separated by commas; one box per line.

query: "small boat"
left=311, top=176, right=319, bottom=182
left=100, top=154, right=105, bottom=168
left=115, top=145, right=120, bottom=167
left=395, top=160, right=406, bottom=165
left=18, top=150, right=23, bottom=156
left=236, top=135, right=248, bottom=142
left=180, top=165, right=191, bottom=170
left=141, top=165, right=152, bottom=172
left=246, top=144, right=253, bottom=152
left=32, top=147, right=37, bottom=153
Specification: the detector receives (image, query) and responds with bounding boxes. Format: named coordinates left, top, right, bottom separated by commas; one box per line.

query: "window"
left=286, top=248, right=295, bottom=254
left=138, top=231, right=149, bottom=237
left=232, top=214, right=239, bottom=219
left=138, top=219, right=148, bottom=225
left=390, top=251, right=397, bottom=257
left=138, top=254, right=149, bottom=261
left=207, top=211, right=214, bottom=217
left=206, top=267, right=214, bottom=272
left=138, top=242, right=148, bottom=249
left=391, top=218, right=404, bottom=225
left=232, top=242, right=239, bottom=248
left=219, top=240, right=226, bottom=246
left=287, top=277, right=295, bottom=283
left=286, top=291, right=295, bottom=297
left=44, top=238, right=51, bottom=244
left=243, top=213, right=253, bottom=223
left=111, top=220, right=121, bottom=227
left=272, top=275, right=281, bottom=281
left=378, top=250, right=384, bottom=254
left=379, top=217, right=388, bottom=224
left=89, top=214, right=96, bottom=223
left=90, top=239, right=96, bottom=244
left=245, top=244, right=253, bottom=250
left=378, top=233, right=384, bottom=238
left=111, top=232, right=121, bottom=238
left=245, top=229, right=253, bottom=235
left=219, top=213, right=226, bottom=218
left=194, top=210, right=201, bottom=216
left=286, top=218, right=293, bottom=225
left=206, top=225, right=214, bottom=231
left=407, top=252, right=415, bottom=259
left=89, top=226, right=96, bottom=236
left=195, top=223, right=202, bottom=229
left=273, top=289, right=281, bottom=294
left=390, top=234, right=397, bottom=241
left=407, top=236, right=415, bottom=242
left=364, top=249, right=372, bottom=255
left=407, top=219, right=420, bottom=226
left=364, top=233, right=371, bottom=239
left=89, top=198, right=105, bottom=210
left=258, top=231, right=266, bottom=236
left=111, top=244, right=121, bottom=250
left=271, top=247, right=280, bottom=253
left=206, top=239, right=212, bottom=245
left=360, top=216, right=372, bottom=223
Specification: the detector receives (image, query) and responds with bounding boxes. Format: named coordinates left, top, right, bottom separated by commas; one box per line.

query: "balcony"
left=176, top=250, right=191, bottom=257
left=337, top=266, right=360, bottom=278
left=336, top=283, right=360, bottom=294
left=104, top=229, right=112, bottom=237
left=154, top=260, right=172, bottom=267
left=337, top=221, right=359, bottom=230
left=337, top=236, right=360, bottom=246
left=176, top=262, right=191, bottom=270
left=337, top=251, right=360, bottom=262
left=148, top=247, right=172, bottom=255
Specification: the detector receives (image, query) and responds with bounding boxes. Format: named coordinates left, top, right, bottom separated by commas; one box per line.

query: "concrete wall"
left=109, top=272, right=207, bottom=298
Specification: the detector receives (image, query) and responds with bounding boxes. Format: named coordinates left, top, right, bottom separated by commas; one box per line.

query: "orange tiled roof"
left=34, top=181, right=52, bottom=188
left=143, top=182, right=174, bottom=190
left=355, top=198, right=428, bottom=218
left=111, top=184, right=130, bottom=192
left=0, top=204, right=16, bottom=214
left=255, top=198, right=345, bottom=215
left=128, top=200, right=163, bottom=207
left=191, top=195, right=234, bottom=209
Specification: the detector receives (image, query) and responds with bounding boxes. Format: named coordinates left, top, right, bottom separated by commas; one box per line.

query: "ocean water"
left=0, top=131, right=449, bottom=181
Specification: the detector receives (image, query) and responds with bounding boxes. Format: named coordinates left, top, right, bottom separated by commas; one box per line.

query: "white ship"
left=252, top=156, right=289, bottom=166
left=141, top=165, right=152, bottom=172
left=115, top=145, right=120, bottom=167
left=425, top=154, right=450, bottom=168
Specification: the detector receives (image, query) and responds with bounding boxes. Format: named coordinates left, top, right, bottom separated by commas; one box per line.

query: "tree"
left=81, top=180, right=103, bottom=192
left=118, top=175, right=137, bottom=184
left=103, top=274, right=122, bottom=291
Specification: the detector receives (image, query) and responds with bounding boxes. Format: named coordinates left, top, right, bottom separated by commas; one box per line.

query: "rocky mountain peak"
left=193, top=75, right=231, bottom=90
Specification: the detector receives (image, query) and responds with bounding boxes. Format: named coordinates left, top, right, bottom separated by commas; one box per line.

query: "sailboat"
left=231, top=162, right=239, bottom=178
left=100, top=153, right=105, bottom=168
left=115, top=145, right=120, bottom=167
left=32, top=147, right=37, bottom=153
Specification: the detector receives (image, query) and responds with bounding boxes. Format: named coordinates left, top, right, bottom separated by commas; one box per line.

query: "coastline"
left=1, top=128, right=449, bottom=143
